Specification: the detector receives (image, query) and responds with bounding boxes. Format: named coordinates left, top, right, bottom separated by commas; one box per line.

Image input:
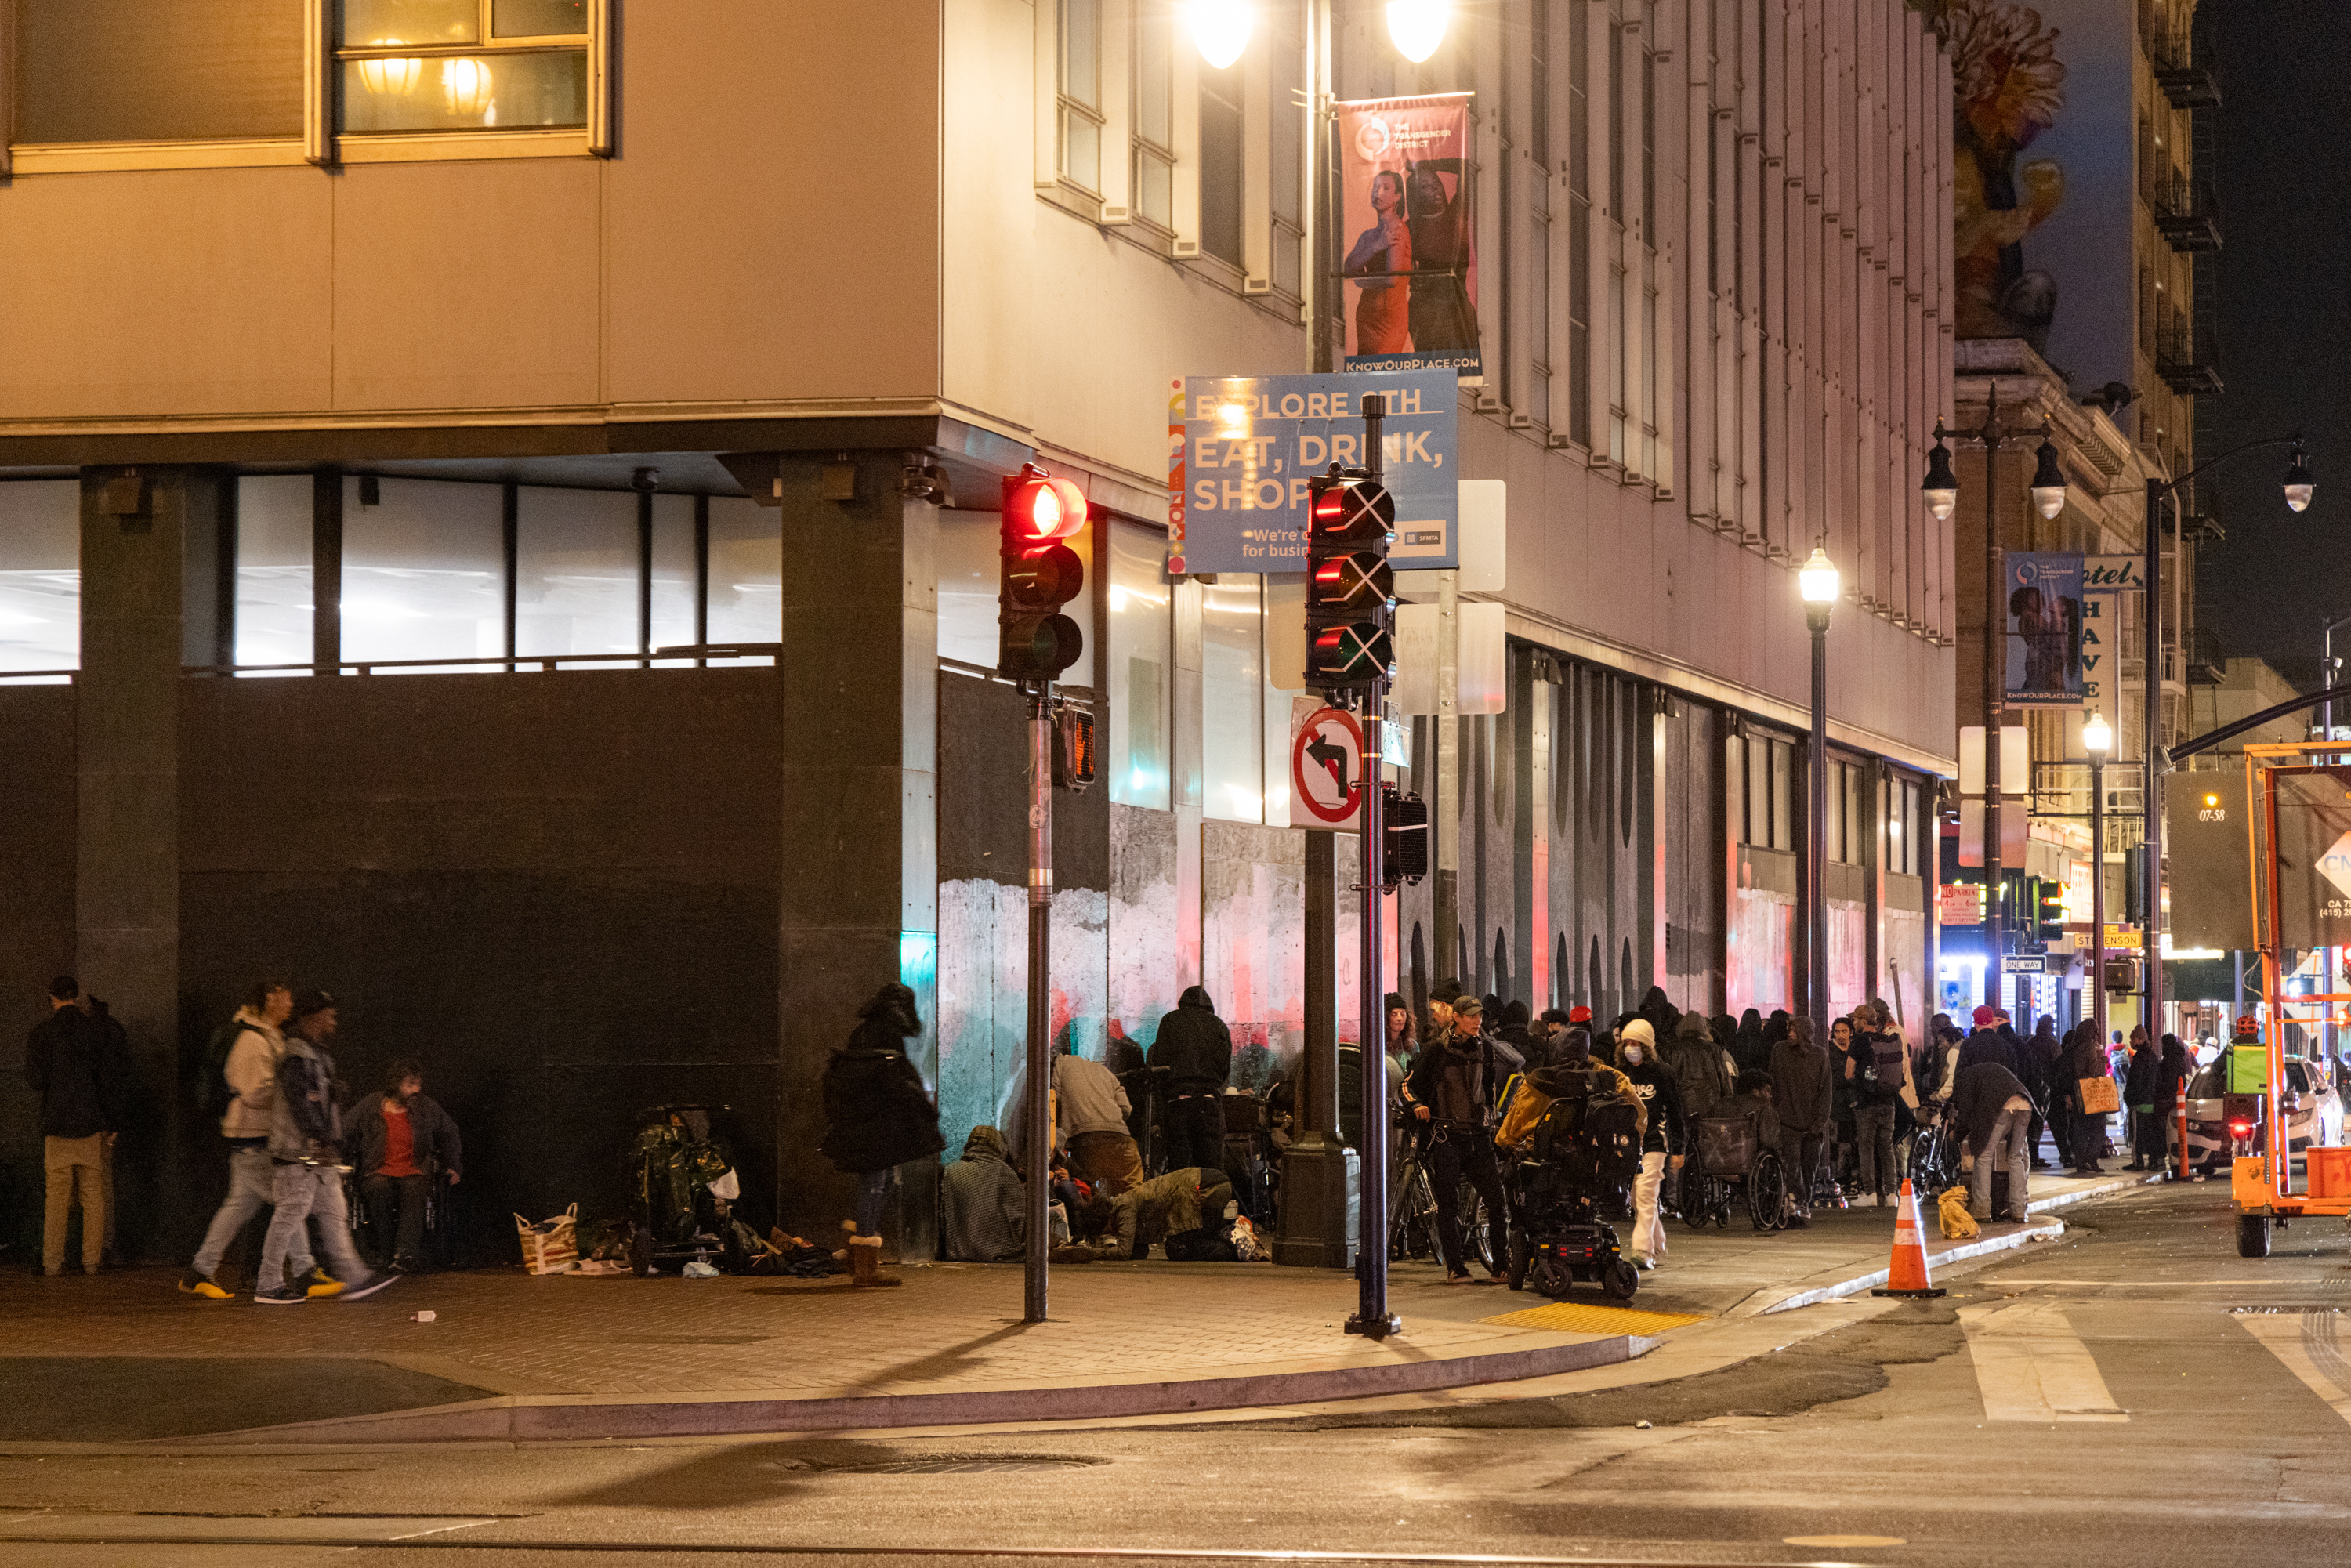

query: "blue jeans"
left=857, top=1168, right=897, bottom=1235
left=192, top=1144, right=280, bottom=1280
left=262, top=1163, right=371, bottom=1291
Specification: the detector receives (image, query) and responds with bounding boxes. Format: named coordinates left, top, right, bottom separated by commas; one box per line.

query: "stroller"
left=1503, top=1067, right=1646, bottom=1301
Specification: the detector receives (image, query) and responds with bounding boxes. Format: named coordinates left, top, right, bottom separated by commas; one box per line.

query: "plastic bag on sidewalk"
left=516, top=1204, right=579, bottom=1274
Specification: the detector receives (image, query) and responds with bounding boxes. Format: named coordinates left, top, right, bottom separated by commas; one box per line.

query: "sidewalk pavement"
left=0, top=1167, right=2154, bottom=1448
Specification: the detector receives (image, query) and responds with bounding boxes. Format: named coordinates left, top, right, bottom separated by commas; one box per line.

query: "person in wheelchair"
left=1494, top=1048, right=1648, bottom=1300
left=347, top=1057, right=462, bottom=1273
left=1682, top=1071, right=1791, bottom=1233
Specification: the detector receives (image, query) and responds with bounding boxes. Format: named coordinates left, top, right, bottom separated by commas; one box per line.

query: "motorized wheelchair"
left=1502, top=1067, right=1645, bottom=1301
left=1679, top=1110, right=1788, bottom=1233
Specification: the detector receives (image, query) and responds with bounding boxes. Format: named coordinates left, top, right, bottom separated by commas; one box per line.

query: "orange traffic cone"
left=1870, top=1179, right=1947, bottom=1299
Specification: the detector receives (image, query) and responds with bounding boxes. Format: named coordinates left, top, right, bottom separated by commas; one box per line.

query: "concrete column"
left=764, top=455, right=938, bottom=1251
left=77, top=466, right=216, bottom=1262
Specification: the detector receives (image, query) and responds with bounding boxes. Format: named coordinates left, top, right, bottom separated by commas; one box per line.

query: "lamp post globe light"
left=1386, top=0, right=1452, bottom=62
left=2084, top=712, right=2112, bottom=1079
left=1800, top=544, right=1838, bottom=1081
left=1187, top=0, right=1252, bottom=69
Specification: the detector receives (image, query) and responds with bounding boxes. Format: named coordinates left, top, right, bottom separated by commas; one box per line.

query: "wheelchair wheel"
left=1748, top=1150, right=1788, bottom=1232
left=1506, top=1232, right=1531, bottom=1291
left=1681, top=1174, right=1716, bottom=1231
left=1600, top=1258, right=1639, bottom=1300
left=1532, top=1255, right=1572, bottom=1298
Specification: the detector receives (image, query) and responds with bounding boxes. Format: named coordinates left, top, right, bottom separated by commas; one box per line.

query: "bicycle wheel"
left=1457, top=1179, right=1497, bottom=1273
left=1388, top=1163, right=1429, bottom=1262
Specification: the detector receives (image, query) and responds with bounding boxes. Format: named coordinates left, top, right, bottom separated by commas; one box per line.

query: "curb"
left=172, top=1330, right=1651, bottom=1447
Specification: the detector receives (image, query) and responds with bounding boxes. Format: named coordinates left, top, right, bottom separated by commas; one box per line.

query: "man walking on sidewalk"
left=25, top=976, right=126, bottom=1276
left=182, top=981, right=294, bottom=1298
left=255, top=990, right=396, bottom=1305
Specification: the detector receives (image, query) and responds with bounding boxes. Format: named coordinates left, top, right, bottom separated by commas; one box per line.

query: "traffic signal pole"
left=1024, top=683, right=1052, bottom=1324
left=1347, top=393, right=1400, bottom=1341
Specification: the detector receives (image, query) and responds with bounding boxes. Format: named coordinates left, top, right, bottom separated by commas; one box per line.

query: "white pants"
left=1630, top=1150, right=1668, bottom=1263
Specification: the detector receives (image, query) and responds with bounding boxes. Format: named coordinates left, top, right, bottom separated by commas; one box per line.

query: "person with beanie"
left=818, top=983, right=946, bottom=1287
left=1400, top=995, right=1512, bottom=1284
left=1612, top=1017, right=1685, bottom=1269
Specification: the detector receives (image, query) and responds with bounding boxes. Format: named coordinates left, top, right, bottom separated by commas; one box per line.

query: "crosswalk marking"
left=2234, top=1312, right=2351, bottom=1429
left=1959, top=1299, right=2129, bottom=1421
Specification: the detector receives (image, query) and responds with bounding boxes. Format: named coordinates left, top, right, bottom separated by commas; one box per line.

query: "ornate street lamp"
left=1800, top=544, right=1839, bottom=1070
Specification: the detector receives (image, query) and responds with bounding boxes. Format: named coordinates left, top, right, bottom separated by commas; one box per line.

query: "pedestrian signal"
left=1382, top=786, right=1429, bottom=889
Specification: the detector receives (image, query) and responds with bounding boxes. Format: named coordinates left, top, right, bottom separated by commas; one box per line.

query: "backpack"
left=196, top=1017, right=245, bottom=1119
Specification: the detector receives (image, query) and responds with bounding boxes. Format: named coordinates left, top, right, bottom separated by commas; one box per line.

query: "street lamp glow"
left=1188, top=0, right=1252, bottom=69
left=1798, top=544, right=1841, bottom=606
left=2285, top=444, right=2315, bottom=513
left=1386, top=0, right=1451, bottom=63
left=2083, top=712, right=2112, bottom=756
left=2030, top=440, right=2067, bottom=521
left=1921, top=433, right=1959, bottom=522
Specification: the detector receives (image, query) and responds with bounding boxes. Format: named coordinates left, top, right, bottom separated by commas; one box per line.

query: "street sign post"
left=1291, top=704, right=1366, bottom=828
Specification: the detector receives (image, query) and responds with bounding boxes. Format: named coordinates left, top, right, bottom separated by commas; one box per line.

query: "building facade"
left=0, top=0, right=1954, bottom=1261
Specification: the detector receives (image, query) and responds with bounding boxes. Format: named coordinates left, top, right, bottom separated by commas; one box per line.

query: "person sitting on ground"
left=1715, top=1070, right=1780, bottom=1153
left=1052, top=1043, right=1143, bottom=1195
left=1093, top=1165, right=1233, bottom=1259
left=940, top=1125, right=1026, bottom=1262
left=347, top=1054, right=462, bottom=1274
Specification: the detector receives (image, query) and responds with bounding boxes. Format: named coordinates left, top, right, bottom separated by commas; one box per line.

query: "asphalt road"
left=1, top=1182, right=2344, bottom=1567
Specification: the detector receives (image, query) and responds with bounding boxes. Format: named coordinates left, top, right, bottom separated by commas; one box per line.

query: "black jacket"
left=2124, top=1044, right=2163, bottom=1107
left=1957, top=1029, right=2020, bottom=1078
left=24, top=1005, right=126, bottom=1139
left=1951, top=1061, right=2034, bottom=1157
left=1616, top=1055, right=1687, bottom=1156
left=819, top=1013, right=946, bottom=1175
left=1147, top=986, right=1233, bottom=1093
left=346, top=1090, right=463, bottom=1179
left=1403, top=1034, right=1498, bottom=1124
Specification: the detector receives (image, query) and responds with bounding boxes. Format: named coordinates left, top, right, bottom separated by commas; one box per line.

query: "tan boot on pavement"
left=849, top=1233, right=902, bottom=1287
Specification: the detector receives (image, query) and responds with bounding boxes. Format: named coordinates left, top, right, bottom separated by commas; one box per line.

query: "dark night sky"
left=2198, top=1, right=2351, bottom=677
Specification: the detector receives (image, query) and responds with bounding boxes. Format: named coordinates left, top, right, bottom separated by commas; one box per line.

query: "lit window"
left=341, top=476, right=505, bottom=670
left=1107, top=523, right=1172, bottom=811
left=0, top=481, right=79, bottom=682
left=1202, top=578, right=1264, bottom=822
left=338, top=0, right=588, bottom=135
left=516, top=487, right=636, bottom=659
left=1058, top=0, right=1103, bottom=193
left=235, top=476, right=315, bottom=675
left=1133, top=1, right=1175, bottom=230
left=704, top=498, right=781, bottom=662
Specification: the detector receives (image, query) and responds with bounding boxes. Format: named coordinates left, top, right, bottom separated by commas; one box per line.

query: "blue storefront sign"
left=1169, top=370, right=1458, bottom=574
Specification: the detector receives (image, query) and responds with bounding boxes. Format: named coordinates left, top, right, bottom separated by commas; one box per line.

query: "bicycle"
left=1907, top=1102, right=1962, bottom=1195
left=1387, top=1116, right=1497, bottom=1273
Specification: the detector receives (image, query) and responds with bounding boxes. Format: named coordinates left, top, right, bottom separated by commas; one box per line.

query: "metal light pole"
left=2085, top=711, right=2112, bottom=1088
left=1799, top=546, right=1840, bottom=1041
left=1920, top=394, right=2065, bottom=1019
left=2136, top=437, right=2312, bottom=1057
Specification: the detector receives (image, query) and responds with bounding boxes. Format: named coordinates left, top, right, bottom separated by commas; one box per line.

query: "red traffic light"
left=1310, top=477, right=1394, bottom=545
left=1005, top=475, right=1088, bottom=541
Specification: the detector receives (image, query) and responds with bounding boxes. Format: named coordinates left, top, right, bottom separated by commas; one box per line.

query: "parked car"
left=2183, top=1058, right=2344, bottom=1171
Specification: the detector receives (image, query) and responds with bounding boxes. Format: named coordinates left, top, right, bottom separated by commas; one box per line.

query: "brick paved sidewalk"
left=0, top=1167, right=2142, bottom=1443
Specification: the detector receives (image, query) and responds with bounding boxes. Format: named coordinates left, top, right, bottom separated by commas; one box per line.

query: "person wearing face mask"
left=1611, top=1018, right=1686, bottom=1269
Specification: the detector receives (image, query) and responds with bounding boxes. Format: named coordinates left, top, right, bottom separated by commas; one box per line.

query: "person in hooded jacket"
left=2125, top=1032, right=2168, bottom=1171
left=2058, top=1021, right=2111, bottom=1176
left=2022, top=1016, right=2063, bottom=1167
left=1148, top=986, right=1233, bottom=1175
left=2151, top=1033, right=2190, bottom=1174
left=1661, top=1011, right=1732, bottom=1124
left=1497, top=1000, right=1540, bottom=1072
left=1726, top=1009, right=1769, bottom=1077
left=1636, top=986, right=1681, bottom=1050
left=1613, top=1018, right=1685, bottom=1269
left=818, top=983, right=946, bottom=1287
left=1770, top=1016, right=1834, bottom=1226
left=940, top=1125, right=1027, bottom=1262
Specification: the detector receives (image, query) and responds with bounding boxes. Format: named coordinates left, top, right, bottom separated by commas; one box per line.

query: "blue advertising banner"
left=1169, top=370, right=1458, bottom=575
left=2005, top=550, right=2085, bottom=708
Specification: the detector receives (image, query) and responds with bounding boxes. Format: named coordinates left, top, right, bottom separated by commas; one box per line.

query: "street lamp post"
left=2136, top=437, right=2312, bottom=1058
left=1921, top=391, right=2066, bottom=1023
left=2084, top=712, right=2112, bottom=1095
left=1800, top=545, right=1840, bottom=1048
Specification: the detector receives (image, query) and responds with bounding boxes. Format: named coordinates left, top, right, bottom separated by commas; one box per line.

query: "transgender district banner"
left=1337, top=92, right=1481, bottom=382
left=2005, top=550, right=2085, bottom=708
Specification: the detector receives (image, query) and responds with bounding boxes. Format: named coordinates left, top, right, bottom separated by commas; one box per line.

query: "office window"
left=1529, top=0, right=1553, bottom=429
left=341, top=477, right=505, bottom=669
left=1133, top=0, right=1175, bottom=229
left=1058, top=0, right=1103, bottom=193
left=648, top=495, right=697, bottom=661
left=1202, top=577, right=1264, bottom=821
left=12, top=0, right=305, bottom=145
left=1107, top=522, right=1172, bottom=811
left=1826, top=762, right=1846, bottom=865
left=1768, top=737, right=1792, bottom=853
left=338, top=0, right=588, bottom=136
left=1269, top=3, right=1306, bottom=295
left=936, top=511, right=1002, bottom=668
left=234, top=476, right=314, bottom=674
left=1729, top=735, right=1748, bottom=846
left=704, top=499, right=781, bottom=660
left=0, top=481, right=78, bottom=680
left=1200, top=59, right=1245, bottom=265
left=516, top=487, right=637, bottom=658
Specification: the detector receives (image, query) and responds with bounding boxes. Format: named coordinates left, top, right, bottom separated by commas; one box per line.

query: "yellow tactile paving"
left=1481, top=1301, right=1707, bottom=1336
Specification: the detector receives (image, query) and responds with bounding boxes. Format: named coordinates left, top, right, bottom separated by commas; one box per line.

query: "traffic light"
left=1382, top=784, right=1428, bottom=890
left=2035, top=876, right=2067, bottom=944
left=1303, top=471, right=1396, bottom=687
left=999, top=465, right=1088, bottom=681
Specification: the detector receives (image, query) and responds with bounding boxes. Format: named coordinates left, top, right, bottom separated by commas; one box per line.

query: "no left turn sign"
left=1291, top=705, right=1364, bottom=827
